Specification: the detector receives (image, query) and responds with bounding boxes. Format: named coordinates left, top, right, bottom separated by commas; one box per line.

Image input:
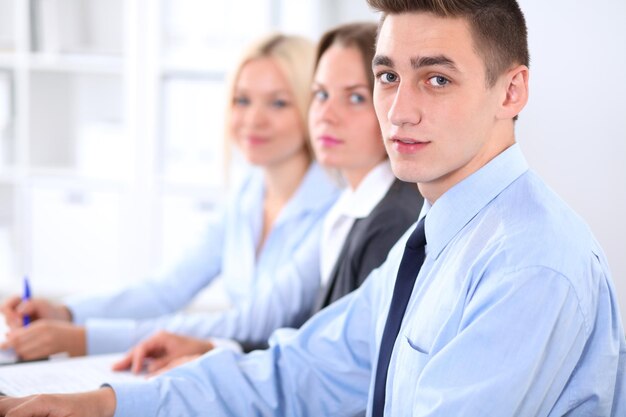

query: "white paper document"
left=0, top=316, right=17, bottom=365
left=0, top=354, right=142, bottom=396
left=0, top=348, right=17, bottom=365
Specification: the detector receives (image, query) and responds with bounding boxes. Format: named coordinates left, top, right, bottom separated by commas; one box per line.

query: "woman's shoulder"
left=291, top=162, right=341, bottom=211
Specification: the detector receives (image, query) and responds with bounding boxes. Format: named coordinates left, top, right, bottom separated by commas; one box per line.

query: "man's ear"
left=497, top=65, right=529, bottom=120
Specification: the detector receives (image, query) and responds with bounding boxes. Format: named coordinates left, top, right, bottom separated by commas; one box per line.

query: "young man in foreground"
left=1, top=0, right=624, bottom=415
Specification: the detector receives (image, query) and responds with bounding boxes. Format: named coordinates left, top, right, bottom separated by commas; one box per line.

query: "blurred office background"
left=0, top=0, right=624, bottom=323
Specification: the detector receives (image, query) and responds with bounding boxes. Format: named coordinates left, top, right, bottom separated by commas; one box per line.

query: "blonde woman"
left=1, top=33, right=338, bottom=360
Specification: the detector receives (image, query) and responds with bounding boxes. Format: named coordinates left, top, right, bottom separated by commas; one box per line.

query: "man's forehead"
left=375, top=12, right=472, bottom=58
left=375, top=12, right=475, bottom=68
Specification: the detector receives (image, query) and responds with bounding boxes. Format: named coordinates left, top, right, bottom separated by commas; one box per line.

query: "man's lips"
left=390, top=135, right=428, bottom=145
left=389, top=136, right=430, bottom=153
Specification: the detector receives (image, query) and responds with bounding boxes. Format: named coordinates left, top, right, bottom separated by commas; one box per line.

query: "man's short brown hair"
left=367, top=0, right=529, bottom=87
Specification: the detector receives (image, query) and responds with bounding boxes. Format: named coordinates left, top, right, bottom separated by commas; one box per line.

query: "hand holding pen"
left=0, top=280, right=73, bottom=330
left=0, top=277, right=86, bottom=359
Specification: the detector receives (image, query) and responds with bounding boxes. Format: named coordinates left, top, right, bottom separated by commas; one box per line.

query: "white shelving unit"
left=0, top=0, right=376, bottom=302
left=0, top=0, right=134, bottom=297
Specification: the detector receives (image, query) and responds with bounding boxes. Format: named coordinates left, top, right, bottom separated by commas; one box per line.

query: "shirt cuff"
left=86, top=319, right=136, bottom=355
left=105, top=381, right=160, bottom=417
left=65, top=298, right=90, bottom=325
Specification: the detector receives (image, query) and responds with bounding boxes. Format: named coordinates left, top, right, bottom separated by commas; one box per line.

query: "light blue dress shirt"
left=108, top=144, right=626, bottom=416
left=66, top=162, right=339, bottom=355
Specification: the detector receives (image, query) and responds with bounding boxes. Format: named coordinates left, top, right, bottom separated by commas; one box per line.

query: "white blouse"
left=319, top=161, right=396, bottom=287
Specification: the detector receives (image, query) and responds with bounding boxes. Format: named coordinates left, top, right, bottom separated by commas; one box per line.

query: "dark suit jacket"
left=313, top=178, right=423, bottom=312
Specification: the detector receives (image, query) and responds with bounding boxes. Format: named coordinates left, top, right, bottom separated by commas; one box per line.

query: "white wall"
left=278, top=0, right=378, bottom=39
left=517, top=0, right=626, bottom=323
left=338, top=0, right=626, bottom=323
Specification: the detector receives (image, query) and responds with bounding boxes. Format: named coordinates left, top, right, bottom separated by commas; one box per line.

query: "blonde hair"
left=224, top=33, right=316, bottom=168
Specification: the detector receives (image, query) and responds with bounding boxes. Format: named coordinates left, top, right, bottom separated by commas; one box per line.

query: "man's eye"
left=427, top=75, right=450, bottom=87
left=378, top=72, right=398, bottom=84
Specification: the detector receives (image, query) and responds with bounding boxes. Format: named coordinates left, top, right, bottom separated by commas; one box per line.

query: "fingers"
left=113, top=343, right=152, bottom=375
left=0, top=395, right=49, bottom=417
left=112, top=335, right=169, bottom=375
left=111, top=348, right=148, bottom=373
left=115, top=332, right=212, bottom=377
left=15, top=300, right=38, bottom=319
left=112, top=331, right=205, bottom=376
left=1, top=296, right=24, bottom=329
left=3, top=397, right=49, bottom=417
left=111, top=352, right=133, bottom=371
left=1, top=298, right=39, bottom=327
left=146, top=357, right=172, bottom=375
left=5, top=326, right=50, bottom=361
left=0, top=392, right=113, bottom=417
left=6, top=321, right=86, bottom=361
left=5, top=322, right=61, bottom=361
left=130, top=342, right=154, bottom=375
left=149, top=354, right=201, bottom=377
left=1, top=298, right=51, bottom=329
left=0, top=396, right=24, bottom=416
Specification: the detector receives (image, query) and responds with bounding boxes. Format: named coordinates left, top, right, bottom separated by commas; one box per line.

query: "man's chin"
left=389, top=161, right=421, bottom=184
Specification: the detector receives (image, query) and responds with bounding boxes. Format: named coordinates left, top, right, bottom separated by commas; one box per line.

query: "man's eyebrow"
left=372, top=55, right=394, bottom=68
left=411, top=55, right=458, bottom=71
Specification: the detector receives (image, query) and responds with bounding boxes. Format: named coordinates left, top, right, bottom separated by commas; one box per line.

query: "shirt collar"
left=336, top=160, right=396, bottom=219
left=422, top=143, right=529, bottom=259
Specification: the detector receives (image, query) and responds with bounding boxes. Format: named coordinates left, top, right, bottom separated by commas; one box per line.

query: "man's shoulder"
left=476, top=170, right=606, bottom=284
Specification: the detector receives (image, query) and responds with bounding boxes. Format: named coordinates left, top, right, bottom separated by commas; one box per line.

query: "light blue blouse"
left=109, top=144, right=625, bottom=416
left=66, top=162, right=339, bottom=354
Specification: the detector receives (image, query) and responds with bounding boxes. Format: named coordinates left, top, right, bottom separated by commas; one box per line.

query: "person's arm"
left=0, top=388, right=116, bottom=417
left=107, top=269, right=384, bottom=417
left=117, top=223, right=323, bottom=356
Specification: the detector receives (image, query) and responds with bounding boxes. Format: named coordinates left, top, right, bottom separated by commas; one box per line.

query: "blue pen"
left=22, top=276, right=31, bottom=327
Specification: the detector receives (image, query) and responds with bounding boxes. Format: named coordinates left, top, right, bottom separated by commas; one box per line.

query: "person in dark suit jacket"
left=314, top=178, right=421, bottom=312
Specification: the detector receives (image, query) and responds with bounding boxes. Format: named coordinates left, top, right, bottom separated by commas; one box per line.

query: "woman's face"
left=309, top=45, right=386, bottom=186
left=230, top=58, right=307, bottom=168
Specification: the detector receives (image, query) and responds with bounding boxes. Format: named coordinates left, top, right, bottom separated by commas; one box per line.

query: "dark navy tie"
left=371, top=217, right=426, bottom=416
